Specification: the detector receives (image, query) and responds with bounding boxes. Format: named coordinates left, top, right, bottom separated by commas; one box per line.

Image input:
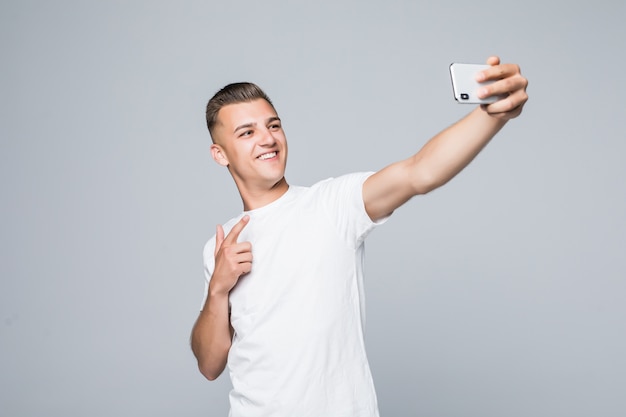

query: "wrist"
left=208, top=281, right=231, bottom=299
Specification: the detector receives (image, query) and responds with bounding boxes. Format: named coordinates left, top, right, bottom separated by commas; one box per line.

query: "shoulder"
left=309, top=172, right=375, bottom=192
left=306, top=172, right=375, bottom=215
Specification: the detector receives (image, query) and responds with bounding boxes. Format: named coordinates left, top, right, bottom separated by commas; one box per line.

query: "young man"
left=191, top=56, right=528, bottom=416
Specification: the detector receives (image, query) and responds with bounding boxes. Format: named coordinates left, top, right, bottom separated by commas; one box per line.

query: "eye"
left=239, top=129, right=253, bottom=138
left=269, top=123, right=281, bottom=131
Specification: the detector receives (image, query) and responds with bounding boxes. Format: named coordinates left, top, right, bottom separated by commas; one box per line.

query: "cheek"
left=233, top=145, right=256, bottom=166
left=279, top=135, right=288, bottom=150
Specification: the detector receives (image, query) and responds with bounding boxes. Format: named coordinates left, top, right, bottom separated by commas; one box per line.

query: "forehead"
left=216, top=99, right=277, bottom=131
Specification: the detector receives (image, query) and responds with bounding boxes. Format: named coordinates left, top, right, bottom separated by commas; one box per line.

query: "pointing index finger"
left=224, top=215, right=250, bottom=245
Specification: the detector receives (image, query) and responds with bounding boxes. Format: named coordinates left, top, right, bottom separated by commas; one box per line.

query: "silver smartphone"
left=449, top=63, right=502, bottom=104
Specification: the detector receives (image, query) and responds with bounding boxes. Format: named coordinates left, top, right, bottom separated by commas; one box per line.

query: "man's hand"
left=476, top=56, right=529, bottom=120
left=210, top=215, right=252, bottom=296
left=363, top=55, right=529, bottom=221
left=191, top=215, right=252, bottom=380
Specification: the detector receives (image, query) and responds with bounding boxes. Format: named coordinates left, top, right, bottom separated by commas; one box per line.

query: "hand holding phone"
left=449, top=63, right=504, bottom=104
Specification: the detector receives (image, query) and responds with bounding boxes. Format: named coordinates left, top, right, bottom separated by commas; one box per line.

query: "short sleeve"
left=314, top=172, right=389, bottom=248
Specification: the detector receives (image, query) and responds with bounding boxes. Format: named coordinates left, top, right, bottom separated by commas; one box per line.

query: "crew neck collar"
left=243, top=185, right=297, bottom=216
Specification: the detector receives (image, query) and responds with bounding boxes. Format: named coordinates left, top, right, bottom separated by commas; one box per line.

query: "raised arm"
left=191, top=216, right=252, bottom=380
left=363, top=56, right=528, bottom=221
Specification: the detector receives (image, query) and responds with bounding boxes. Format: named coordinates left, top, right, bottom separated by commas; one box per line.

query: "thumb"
left=214, top=224, right=225, bottom=257
left=486, top=55, right=500, bottom=66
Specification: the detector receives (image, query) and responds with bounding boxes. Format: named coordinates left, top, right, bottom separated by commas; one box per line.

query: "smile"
left=257, top=152, right=277, bottom=160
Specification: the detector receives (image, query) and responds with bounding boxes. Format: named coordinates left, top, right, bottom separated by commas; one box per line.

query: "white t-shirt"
left=202, top=173, right=387, bottom=417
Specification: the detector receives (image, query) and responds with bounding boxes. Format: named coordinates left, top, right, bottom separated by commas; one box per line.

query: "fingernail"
left=478, top=88, right=489, bottom=98
left=475, top=72, right=486, bottom=82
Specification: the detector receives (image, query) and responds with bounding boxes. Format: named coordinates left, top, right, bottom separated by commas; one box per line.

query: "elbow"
left=190, top=329, right=230, bottom=382
left=410, top=171, right=444, bottom=195
left=198, top=361, right=224, bottom=381
left=191, top=339, right=230, bottom=381
left=203, top=371, right=220, bottom=382
left=412, top=183, right=436, bottom=196
left=192, top=341, right=225, bottom=381
left=407, top=157, right=445, bottom=195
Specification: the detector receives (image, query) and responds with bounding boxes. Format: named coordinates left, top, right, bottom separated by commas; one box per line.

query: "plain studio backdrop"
left=1, top=1, right=624, bottom=416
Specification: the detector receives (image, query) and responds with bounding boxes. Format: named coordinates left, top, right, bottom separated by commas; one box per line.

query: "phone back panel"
left=449, top=63, right=499, bottom=104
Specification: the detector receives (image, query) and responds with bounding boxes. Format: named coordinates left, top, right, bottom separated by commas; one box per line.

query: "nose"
left=258, top=126, right=276, bottom=147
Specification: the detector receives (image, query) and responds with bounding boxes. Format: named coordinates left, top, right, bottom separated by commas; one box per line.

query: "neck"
left=238, top=177, right=290, bottom=211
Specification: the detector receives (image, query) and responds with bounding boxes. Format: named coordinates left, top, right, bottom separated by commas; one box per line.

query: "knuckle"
left=519, top=90, right=529, bottom=103
left=502, top=77, right=514, bottom=92
left=504, top=98, right=517, bottom=112
left=508, top=97, right=524, bottom=113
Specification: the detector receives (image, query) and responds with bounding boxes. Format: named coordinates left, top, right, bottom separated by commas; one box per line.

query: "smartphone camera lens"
left=460, top=93, right=469, bottom=100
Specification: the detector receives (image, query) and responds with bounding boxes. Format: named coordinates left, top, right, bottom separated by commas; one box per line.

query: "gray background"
left=1, top=0, right=624, bottom=416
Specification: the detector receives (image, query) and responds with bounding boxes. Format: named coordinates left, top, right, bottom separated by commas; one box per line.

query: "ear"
left=210, top=143, right=229, bottom=167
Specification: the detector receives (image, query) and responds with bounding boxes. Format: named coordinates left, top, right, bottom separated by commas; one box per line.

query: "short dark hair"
left=205, top=82, right=274, bottom=141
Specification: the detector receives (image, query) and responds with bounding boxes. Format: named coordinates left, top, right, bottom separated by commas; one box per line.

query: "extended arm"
left=191, top=216, right=252, bottom=380
left=363, top=57, right=528, bottom=221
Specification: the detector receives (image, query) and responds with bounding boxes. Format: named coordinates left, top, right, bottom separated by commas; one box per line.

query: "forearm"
left=409, top=107, right=507, bottom=193
left=191, top=289, right=232, bottom=381
left=364, top=58, right=527, bottom=221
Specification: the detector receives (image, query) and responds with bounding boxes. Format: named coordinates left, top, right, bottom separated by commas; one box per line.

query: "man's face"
left=211, top=99, right=288, bottom=189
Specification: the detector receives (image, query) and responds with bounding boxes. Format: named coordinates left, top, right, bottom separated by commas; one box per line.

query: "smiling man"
left=191, top=57, right=528, bottom=417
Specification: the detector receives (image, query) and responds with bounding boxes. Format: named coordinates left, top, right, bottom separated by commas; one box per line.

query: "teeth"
left=258, top=152, right=276, bottom=160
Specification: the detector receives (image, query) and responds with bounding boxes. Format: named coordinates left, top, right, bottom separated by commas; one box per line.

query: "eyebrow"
left=233, top=122, right=255, bottom=134
left=233, top=116, right=281, bottom=134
